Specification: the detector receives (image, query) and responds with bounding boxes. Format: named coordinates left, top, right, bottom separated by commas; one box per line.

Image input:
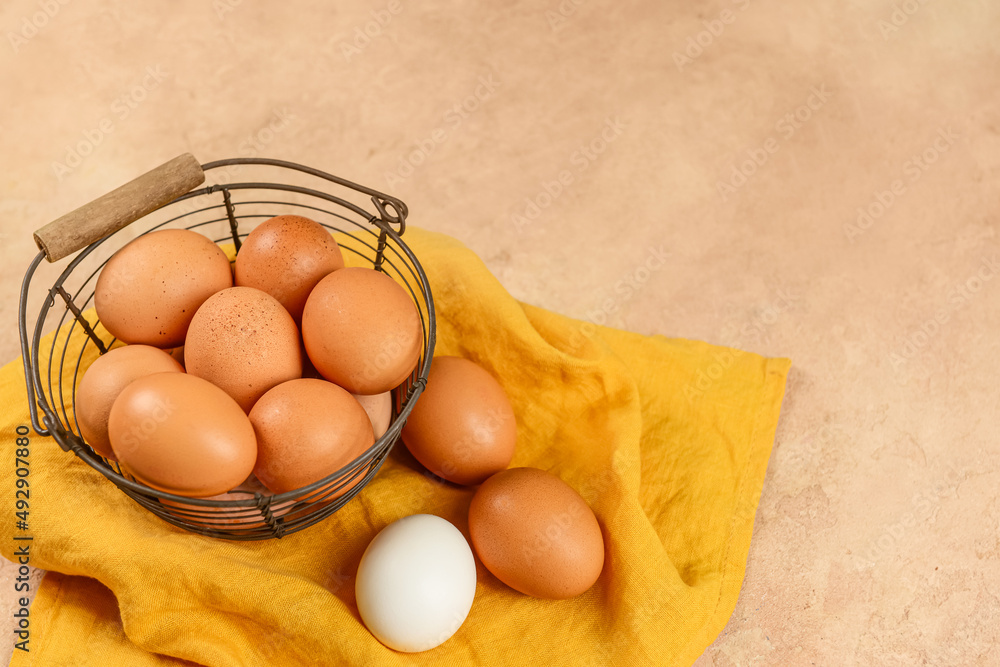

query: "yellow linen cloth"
left=2, top=228, right=789, bottom=666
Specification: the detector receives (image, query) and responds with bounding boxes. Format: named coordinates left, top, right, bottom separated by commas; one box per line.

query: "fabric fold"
left=2, top=227, right=789, bottom=666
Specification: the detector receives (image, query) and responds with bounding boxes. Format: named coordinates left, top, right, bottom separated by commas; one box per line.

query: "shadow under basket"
left=17, top=155, right=436, bottom=540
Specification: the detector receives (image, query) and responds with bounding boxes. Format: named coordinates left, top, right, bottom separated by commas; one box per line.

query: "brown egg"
left=108, top=372, right=257, bottom=497
left=353, top=391, right=392, bottom=440
left=468, top=467, right=605, bottom=599
left=301, top=267, right=422, bottom=395
left=75, top=345, right=184, bottom=460
left=95, top=229, right=233, bottom=348
left=184, top=286, right=302, bottom=413
left=234, top=215, right=345, bottom=321
left=402, top=356, right=516, bottom=485
left=249, top=378, right=375, bottom=494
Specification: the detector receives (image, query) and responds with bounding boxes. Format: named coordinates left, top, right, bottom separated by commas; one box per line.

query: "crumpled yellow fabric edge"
left=11, top=572, right=197, bottom=666
left=3, top=227, right=789, bottom=666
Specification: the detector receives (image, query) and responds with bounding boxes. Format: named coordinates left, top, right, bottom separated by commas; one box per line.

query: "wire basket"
left=17, top=155, right=435, bottom=540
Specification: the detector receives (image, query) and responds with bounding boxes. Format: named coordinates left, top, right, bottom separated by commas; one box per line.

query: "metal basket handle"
left=33, top=153, right=205, bottom=262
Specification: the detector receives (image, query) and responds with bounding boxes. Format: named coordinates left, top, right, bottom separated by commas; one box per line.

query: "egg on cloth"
left=301, top=267, right=422, bottom=395
left=355, top=514, right=477, bottom=652
left=401, top=356, right=516, bottom=485
left=468, top=467, right=605, bottom=599
left=248, top=378, right=375, bottom=494
left=75, top=344, right=184, bottom=460
left=184, top=286, right=302, bottom=413
left=234, top=214, right=345, bottom=322
left=108, top=372, right=257, bottom=497
left=95, top=229, right=233, bottom=348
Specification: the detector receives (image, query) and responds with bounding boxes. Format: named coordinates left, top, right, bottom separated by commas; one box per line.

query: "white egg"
left=355, top=514, right=477, bottom=652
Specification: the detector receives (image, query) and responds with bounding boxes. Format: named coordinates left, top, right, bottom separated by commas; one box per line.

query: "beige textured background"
left=2, top=0, right=999, bottom=665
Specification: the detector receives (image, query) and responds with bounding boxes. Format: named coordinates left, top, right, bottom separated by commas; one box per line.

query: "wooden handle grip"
left=33, top=153, right=206, bottom=262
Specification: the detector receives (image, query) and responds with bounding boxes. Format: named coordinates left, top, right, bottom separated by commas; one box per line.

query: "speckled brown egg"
left=249, top=378, right=375, bottom=494
left=108, top=372, right=257, bottom=497
left=468, top=467, right=605, bottom=599
left=301, top=267, right=422, bottom=395
left=234, top=215, right=345, bottom=321
left=95, top=229, right=233, bottom=348
left=402, top=356, right=516, bottom=485
left=75, top=344, right=184, bottom=460
left=184, top=286, right=302, bottom=413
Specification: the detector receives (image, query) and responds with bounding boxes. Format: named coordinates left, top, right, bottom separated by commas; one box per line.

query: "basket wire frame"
left=17, top=158, right=436, bottom=540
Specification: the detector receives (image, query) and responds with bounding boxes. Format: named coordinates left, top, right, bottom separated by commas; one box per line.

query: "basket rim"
left=17, top=157, right=436, bottom=538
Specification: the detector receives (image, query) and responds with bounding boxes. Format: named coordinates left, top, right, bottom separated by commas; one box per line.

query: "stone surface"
left=1, top=0, right=998, bottom=664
